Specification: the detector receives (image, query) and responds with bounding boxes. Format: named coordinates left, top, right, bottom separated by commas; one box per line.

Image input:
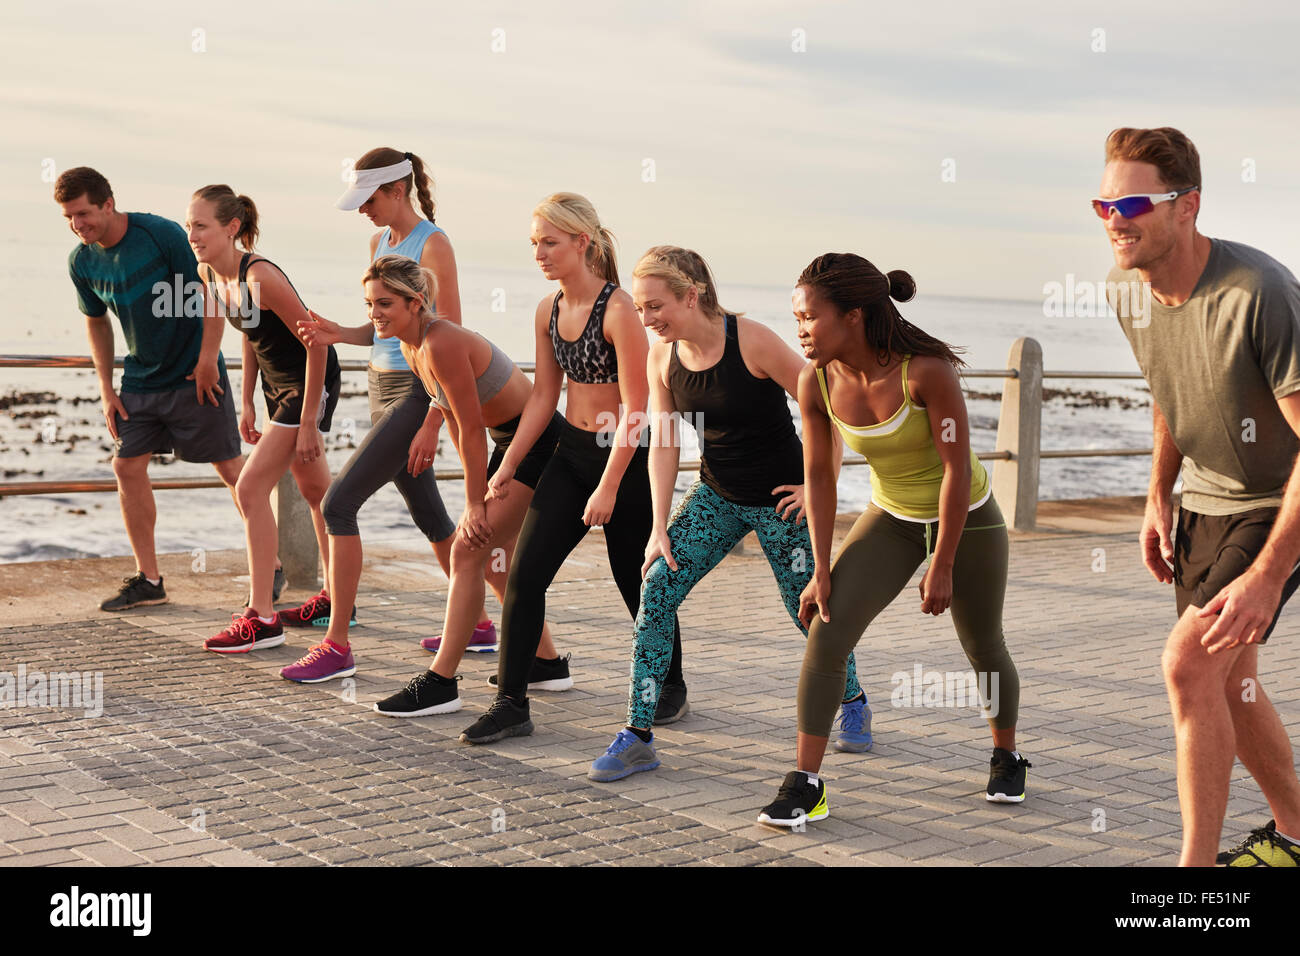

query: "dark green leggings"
left=798, top=497, right=1019, bottom=735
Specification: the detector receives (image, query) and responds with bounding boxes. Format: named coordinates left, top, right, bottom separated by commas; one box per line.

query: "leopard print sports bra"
left=549, top=281, right=618, bottom=384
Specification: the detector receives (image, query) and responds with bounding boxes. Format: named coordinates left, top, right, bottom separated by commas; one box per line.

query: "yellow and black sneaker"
left=986, top=748, right=1031, bottom=803
left=757, top=771, right=828, bottom=828
left=1217, top=820, right=1272, bottom=865
left=1219, top=819, right=1300, bottom=867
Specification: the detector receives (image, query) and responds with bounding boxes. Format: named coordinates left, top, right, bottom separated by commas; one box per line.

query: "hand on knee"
left=450, top=539, right=489, bottom=574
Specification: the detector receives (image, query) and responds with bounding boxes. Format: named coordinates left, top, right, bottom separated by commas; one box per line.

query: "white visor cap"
left=335, top=159, right=413, bottom=211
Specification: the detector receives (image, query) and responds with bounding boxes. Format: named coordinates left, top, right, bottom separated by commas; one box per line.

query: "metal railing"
left=1, top=337, right=1148, bottom=550
left=0, top=353, right=1022, bottom=497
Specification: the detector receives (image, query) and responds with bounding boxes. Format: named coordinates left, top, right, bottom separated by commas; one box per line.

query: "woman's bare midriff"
left=564, top=380, right=624, bottom=432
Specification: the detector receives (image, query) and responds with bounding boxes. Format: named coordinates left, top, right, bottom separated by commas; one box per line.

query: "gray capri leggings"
left=322, top=366, right=456, bottom=541
left=798, top=496, right=1019, bottom=735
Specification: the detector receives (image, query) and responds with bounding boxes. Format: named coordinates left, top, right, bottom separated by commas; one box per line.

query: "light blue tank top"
left=370, top=220, right=444, bottom=371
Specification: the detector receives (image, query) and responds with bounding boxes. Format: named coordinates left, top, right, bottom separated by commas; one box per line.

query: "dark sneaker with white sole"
left=758, top=771, right=828, bottom=827
left=487, top=653, right=573, bottom=692
left=459, top=695, right=534, bottom=744
left=653, top=681, right=689, bottom=725
left=374, top=670, right=461, bottom=716
left=100, top=572, right=167, bottom=611
left=986, top=748, right=1031, bottom=803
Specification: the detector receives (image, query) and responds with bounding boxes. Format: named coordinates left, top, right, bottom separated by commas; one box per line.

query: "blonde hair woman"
left=587, top=246, right=869, bottom=781
left=359, top=256, right=563, bottom=716
left=459, top=193, right=685, bottom=745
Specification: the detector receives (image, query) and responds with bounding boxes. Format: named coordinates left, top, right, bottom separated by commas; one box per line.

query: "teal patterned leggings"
left=628, top=479, right=863, bottom=728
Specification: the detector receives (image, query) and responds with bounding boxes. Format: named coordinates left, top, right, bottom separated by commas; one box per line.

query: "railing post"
left=991, top=337, right=1042, bottom=531
left=273, top=472, right=320, bottom=591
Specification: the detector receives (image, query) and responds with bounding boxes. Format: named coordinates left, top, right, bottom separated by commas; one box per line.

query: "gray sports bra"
left=416, top=320, right=515, bottom=410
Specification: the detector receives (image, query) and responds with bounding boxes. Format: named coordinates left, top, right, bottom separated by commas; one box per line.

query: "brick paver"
left=1, top=514, right=1295, bottom=866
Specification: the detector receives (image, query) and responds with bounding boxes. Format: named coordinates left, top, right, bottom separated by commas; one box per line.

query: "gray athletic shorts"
left=114, top=372, right=241, bottom=462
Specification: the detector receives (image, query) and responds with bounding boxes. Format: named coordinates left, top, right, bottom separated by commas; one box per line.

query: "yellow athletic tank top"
left=815, top=356, right=990, bottom=521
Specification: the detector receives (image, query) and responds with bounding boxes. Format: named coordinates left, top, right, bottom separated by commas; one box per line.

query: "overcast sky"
left=4, top=0, right=1298, bottom=303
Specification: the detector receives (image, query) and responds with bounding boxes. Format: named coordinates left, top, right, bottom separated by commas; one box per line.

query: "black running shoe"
left=653, top=681, right=689, bottom=725
left=1218, top=819, right=1300, bottom=867
left=374, top=671, right=462, bottom=717
left=459, top=695, right=534, bottom=744
left=986, top=748, right=1031, bottom=803
left=757, top=771, right=828, bottom=827
left=100, top=572, right=167, bottom=611
left=487, top=653, right=573, bottom=692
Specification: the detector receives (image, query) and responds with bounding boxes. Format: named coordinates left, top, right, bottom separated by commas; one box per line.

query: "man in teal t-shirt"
left=57, top=166, right=245, bottom=612
left=1099, top=127, right=1300, bottom=868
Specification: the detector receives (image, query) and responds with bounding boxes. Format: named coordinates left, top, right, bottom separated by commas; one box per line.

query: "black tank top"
left=667, top=314, right=804, bottom=506
left=205, top=253, right=340, bottom=397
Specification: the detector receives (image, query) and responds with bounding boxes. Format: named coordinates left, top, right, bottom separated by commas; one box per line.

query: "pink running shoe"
left=280, top=642, right=357, bottom=683
left=421, top=620, right=498, bottom=653
left=204, top=609, right=285, bottom=654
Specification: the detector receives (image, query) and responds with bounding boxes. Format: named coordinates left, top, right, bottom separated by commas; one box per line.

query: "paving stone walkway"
left=1, top=511, right=1295, bottom=866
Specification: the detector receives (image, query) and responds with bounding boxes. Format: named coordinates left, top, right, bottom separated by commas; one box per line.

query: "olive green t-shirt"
left=1109, top=238, right=1300, bottom=515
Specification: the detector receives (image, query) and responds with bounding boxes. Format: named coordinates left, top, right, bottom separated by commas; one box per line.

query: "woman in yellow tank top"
left=757, top=252, right=1027, bottom=829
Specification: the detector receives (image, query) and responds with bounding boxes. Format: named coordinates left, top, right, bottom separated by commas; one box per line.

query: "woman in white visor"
left=283, top=148, right=559, bottom=683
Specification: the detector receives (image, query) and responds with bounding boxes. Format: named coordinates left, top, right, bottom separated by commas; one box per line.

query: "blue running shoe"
left=588, top=729, right=660, bottom=782
left=834, top=694, right=873, bottom=753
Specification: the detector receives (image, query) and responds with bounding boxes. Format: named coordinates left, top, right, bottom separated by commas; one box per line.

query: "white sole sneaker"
left=986, top=792, right=1025, bottom=803
left=757, top=807, right=829, bottom=827
left=288, top=665, right=358, bottom=684
left=206, top=634, right=286, bottom=654
left=372, top=696, right=462, bottom=717
left=486, top=675, right=574, bottom=692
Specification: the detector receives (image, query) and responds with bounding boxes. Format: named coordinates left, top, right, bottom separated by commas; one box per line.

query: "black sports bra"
left=549, top=281, right=618, bottom=384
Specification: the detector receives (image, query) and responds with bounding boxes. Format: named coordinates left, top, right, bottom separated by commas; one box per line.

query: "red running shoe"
left=205, top=609, right=285, bottom=654
left=275, top=590, right=356, bottom=628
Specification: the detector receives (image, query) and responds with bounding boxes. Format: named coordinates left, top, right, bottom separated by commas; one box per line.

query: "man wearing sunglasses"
left=1100, top=126, right=1300, bottom=867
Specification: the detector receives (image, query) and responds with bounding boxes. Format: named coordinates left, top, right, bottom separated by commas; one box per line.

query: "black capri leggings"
left=322, top=367, right=456, bottom=541
left=497, top=420, right=683, bottom=700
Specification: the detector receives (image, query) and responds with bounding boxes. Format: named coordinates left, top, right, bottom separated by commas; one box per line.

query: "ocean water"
left=0, top=244, right=1151, bottom=563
